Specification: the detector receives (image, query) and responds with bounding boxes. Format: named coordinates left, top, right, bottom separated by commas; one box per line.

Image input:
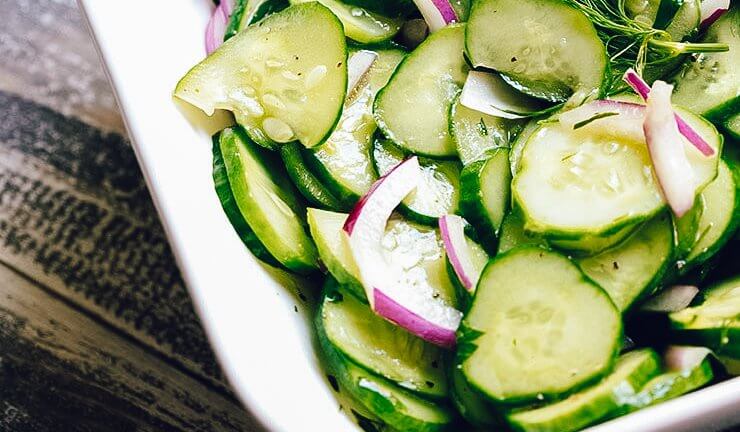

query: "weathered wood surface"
left=0, top=0, right=259, bottom=430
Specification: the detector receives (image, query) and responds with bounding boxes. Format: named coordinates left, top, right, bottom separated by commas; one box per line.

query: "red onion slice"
left=699, top=0, right=729, bottom=28
left=664, top=346, right=712, bottom=371
left=412, top=0, right=459, bottom=32
left=623, top=69, right=715, bottom=157
left=344, top=158, right=462, bottom=347
left=643, top=81, right=697, bottom=217
left=460, top=71, right=549, bottom=119
left=641, top=285, right=699, bottom=313
left=439, top=215, right=486, bottom=293
left=346, top=50, right=378, bottom=97
left=205, top=1, right=232, bottom=54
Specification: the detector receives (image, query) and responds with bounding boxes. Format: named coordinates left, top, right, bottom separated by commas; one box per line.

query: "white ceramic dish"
left=78, top=2, right=740, bottom=431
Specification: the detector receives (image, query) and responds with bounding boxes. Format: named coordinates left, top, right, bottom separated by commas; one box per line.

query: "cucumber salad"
left=176, top=0, right=739, bottom=430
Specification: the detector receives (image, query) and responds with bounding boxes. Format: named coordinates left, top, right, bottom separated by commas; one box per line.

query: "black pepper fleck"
left=613, top=261, right=620, bottom=270
left=511, top=56, right=517, bottom=62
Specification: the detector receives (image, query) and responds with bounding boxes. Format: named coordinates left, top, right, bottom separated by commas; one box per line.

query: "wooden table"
left=0, top=0, right=259, bottom=430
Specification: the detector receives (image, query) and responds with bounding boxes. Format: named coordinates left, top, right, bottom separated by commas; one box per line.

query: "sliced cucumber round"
left=306, top=208, right=364, bottom=298
left=576, top=212, right=675, bottom=312
left=279, top=142, right=342, bottom=209
left=307, top=210, right=458, bottom=306
left=213, top=135, right=281, bottom=268
left=459, top=247, right=622, bottom=405
left=373, top=138, right=461, bottom=224
left=626, top=349, right=714, bottom=410
left=497, top=210, right=547, bottom=254
left=450, top=365, right=504, bottom=428
left=669, top=275, right=740, bottom=358
left=664, top=0, right=700, bottom=41
left=465, top=0, right=607, bottom=105
left=175, top=3, right=347, bottom=148
left=225, top=0, right=289, bottom=40
left=672, top=7, right=739, bottom=120
left=549, top=222, right=640, bottom=257
left=506, top=349, right=661, bottom=432
left=459, top=147, right=512, bottom=252
left=684, top=159, right=739, bottom=270
left=318, top=318, right=455, bottom=431
left=674, top=197, right=704, bottom=259
left=512, top=103, right=721, bottom=239
left=318, top=280, right=449, bottom=399
left=374, top=24, right=469, bottom=157
left=215, top=127, right=319, bottom=273
left=724, top=112, right=740, bottom=141
left=305, top=48, right=406, bottom=206
left=509, top=119, right=541, bottom=176
left=449, top=94, right=522, bottom=166
left=289, top=0, right=402, bottom=44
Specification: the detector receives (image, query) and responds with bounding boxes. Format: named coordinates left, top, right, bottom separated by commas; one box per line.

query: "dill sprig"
left=564, top=0, right=729, bottom=93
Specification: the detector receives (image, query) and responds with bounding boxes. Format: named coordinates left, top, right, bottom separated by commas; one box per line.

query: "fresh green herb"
left=573, top=111, right=620, bottom=129
left=564, top=0, right=728, bottom=93
left=478, top=118, right=489, bottom=136
left=456, top=323, right=485, bottom=363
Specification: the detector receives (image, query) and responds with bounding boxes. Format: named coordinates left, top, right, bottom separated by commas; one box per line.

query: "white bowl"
left=78, top=1, right=740, bottom=431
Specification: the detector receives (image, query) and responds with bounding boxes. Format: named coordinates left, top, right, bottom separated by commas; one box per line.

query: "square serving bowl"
left=78, top=1, right=740, bottom=431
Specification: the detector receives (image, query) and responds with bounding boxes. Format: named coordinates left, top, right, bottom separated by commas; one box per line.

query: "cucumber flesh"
left=374, top=24, right=469, bottom=157
left=225, top=0, right=289, bottom=40
left=465, top=0, right=607, bottom=105
left=674, top=197, right=704, bottom=259
left=576, top=212, right=675, bottom=312
left=669, top=275, right=740, bottom=358
left=626, top=352, right=714, bottom=410
left=684, top=160, right=739, bottom=270
left=373, top=138, right=461, bottom=224
left=664, top=0, right=700, bottom=41
left=497, top=211, right=547, bottom=254
left=318, top=311, right=455, bottom=431
left=450, top=365, right=504, bottom=427
left=724, top=112, right=740, bottom=141
left=305, top=48, right=406, bottom=206
left=509, top=119, right=541, bottom=176
left=459, top=147, right=512, bottom=252
left=319, top=281, right=449, bottom=399
left=289, top=0, right=402, bottom=44
left=279, top=142, right=342, bottom=209
left=213, top=135, right=281, bottom=268
left=307, top=210, right=458, bottom=306
left=175, top=3, right=347, bottom=148
left=217, top=127, right=319, bottom=273
left=506, top=349, right=662, bottom=432
left=549, top=222, right=640, bottom=257
left=512, top=103, right=721, bottom=238
left=460, top=247, right=622, bottom=405
left=672, top=7, right=740, bottom=119
left=306, top=209, right=364, bottom=298
left=449, top=94, right=522, bottom=165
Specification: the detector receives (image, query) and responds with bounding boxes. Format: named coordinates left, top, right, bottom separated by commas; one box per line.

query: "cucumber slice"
left=449, top=94, right=522, bottom=165
left=683, top=160, right=739, bottom=270
left=509, top=119, right=541, bottom=176
left=497, top=211, right=547, bottom=254
left=459, top=147, right=511, bottom=251
left=512, top=104, right=721, bottom=239
left=576, top=212, right=675, bottom=312
left=317, top=312, right=455, bottom=431
left=216, top=127, right=319, bottom=273
left=175, top=3, right=347, bottom=148
left=669, top=275, right=740, bottom=358
left=305, top=48, right=406, bottom=206
left=674, top=197, right=704, bottom=259
left=549, top=223, right=640, bottom=257
left=306, top=209, right=364, bottom=298
left=672, top=7, right=740, bottom=120
left=289, top=0, right=402, bottom=44
left=213, top=134, right=281, bottom=268
left=664, top=0, right=700, bottom=41
left=506, top=349, right=661, bottom=432
left=465, top=0, right=607, bottom=105
left=459, top=247, right=622, bottom=405
left=341, top=0, right=416, bottom=17
left=279, top=142, right=342, bottom=209
left=450, top=365, right=504, bottom=427
left=626, top=350, right=714, bottom=410
left=373, top=138, right=461, bottom=224
left=374, top=24, right=469, bottom=157
left=306, top=210, right=458, bottom=306
left=318, top=280, right=449, bottom=399
left=225, top=0, right=289, bottom=40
